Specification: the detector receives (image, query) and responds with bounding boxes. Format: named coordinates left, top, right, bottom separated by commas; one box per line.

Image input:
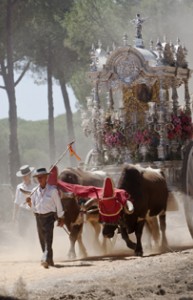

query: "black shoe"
left=41, top=261, right=49, bottom=269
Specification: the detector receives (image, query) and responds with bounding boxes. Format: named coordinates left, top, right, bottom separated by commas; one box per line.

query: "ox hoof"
left=79, top=252, right=88, bottom=259
left=160, top=245, right=168, bottom=253
left=135, top=250, right=143, bottom=257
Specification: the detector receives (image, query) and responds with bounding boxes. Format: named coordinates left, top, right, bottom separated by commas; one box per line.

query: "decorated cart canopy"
left=81, top=14, right=193, bottom=170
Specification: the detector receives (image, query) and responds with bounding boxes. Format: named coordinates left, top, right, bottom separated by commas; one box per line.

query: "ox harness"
left=98, top=178, right=125, bottom=224
left=21, top=166, right=134, bottom=226
left=48, top=166, right=134, bottom=225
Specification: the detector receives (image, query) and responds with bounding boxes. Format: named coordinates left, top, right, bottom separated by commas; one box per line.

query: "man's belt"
left=34, top=212, right=55, bottom=218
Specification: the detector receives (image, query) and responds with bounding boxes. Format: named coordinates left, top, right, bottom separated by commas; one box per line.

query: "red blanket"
left=48, top=167, right=131, bottom=224
left=57, top=180, right=129, bottom=206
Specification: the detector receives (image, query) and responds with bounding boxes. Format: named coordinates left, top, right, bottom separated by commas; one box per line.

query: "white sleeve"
left=30, top=188, right=38, bottom=212
left=14, top=186, right=20, bottom=205
left=52, top=189, right=64, bottom=218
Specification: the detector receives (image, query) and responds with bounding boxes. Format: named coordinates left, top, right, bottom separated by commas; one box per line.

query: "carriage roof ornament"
left=130, top=13, right=148, bottom=48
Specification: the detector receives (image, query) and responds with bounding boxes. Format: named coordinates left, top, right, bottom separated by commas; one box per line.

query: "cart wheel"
left=181, top=141, right=193, bottom=238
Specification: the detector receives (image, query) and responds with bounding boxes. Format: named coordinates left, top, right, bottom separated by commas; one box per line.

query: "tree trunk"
left=47, top=47, right=56, bottom=164
left=59, top=78, right=76, bottom=166
left=6, top=0, right=20, bottom=188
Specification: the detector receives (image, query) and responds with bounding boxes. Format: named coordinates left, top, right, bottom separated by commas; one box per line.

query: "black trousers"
left=35, top=213, right=55, bottom=264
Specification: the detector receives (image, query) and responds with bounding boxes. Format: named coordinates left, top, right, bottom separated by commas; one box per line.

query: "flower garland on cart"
left=101, top=109, right=193, bottom=163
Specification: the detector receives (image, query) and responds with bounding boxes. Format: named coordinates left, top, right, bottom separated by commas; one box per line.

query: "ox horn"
left=83, top=198, right=98, bottom=210
left=124, top=200, right=134, bottom=215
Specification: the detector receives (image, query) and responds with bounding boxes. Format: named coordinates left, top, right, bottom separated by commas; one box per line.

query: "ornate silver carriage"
left=80, top=14, right=193, bottom=237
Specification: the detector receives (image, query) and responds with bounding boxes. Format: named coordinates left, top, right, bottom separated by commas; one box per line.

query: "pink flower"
left=104, top=131, right=125, bottom=147
left=167, top=111, right=193, bottom=141
left=134, top=129, right=151, bottom=145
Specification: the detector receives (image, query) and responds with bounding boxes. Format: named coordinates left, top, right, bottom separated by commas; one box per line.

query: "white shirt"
left=14, top=181, right=36, bottom=210
left=31, top=184, right=64, bottom=218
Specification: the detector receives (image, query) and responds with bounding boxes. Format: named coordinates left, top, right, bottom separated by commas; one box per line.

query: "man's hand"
left=57, top=217, right=65, bottom=227
left=26, top=197, right=32, bottom=207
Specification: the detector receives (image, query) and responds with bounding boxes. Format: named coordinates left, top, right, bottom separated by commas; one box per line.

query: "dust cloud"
left=1, top=191, right=192, bottom=263
left=1, top=4, right=193, bottom=299
left=0, top=189, right=193, bottom=299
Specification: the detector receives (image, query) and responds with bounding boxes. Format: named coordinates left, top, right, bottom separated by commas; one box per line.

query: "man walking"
left=27, top=167, right=64, bottom=268
left=13, top=165, right=36, bottom=236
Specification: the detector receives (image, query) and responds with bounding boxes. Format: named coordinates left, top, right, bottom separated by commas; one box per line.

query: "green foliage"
left=64, top=0, right=123, bottom=56
left=17, top=119, right=49, bottom=152
left=63, top=0, right=128, bottom=101
left=20, top=0, right=77, bottom=83
left=70, top=67, right=92, bottom=108
left=0, top=112, right=92, bottom=183
left=0, top=0, right=193, bottom=184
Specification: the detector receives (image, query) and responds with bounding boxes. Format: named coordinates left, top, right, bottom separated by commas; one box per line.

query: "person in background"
left=13, top=165, right=36, bottom=236
left=26, top=167, right=64, bottom=269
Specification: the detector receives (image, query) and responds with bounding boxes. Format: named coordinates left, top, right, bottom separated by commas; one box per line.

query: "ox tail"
left=167, top=191, right=179, bottom=211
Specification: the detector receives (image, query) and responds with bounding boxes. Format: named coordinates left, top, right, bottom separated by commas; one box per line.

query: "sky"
left=0, top=74, right=78, bottom=121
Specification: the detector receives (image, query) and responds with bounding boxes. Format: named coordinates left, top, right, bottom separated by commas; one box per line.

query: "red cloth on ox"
left=102, top=177, right=115, bottom=198
left=99, top=214, right=121, bottom=224
left=99, top=177, right=123, bottom=224
left=57, top=179, right=129, bottom=206
left=98, top=198, right=123, bottom=223
left=57, top=177, right=130, bottom=224
left=47, top=166, right=58, bottom=186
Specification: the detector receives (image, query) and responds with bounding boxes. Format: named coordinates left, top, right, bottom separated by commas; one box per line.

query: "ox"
left=102, top=164, right=169, bottom=256
left=59, top=191, right=87, bottom=259
left=20, top=166, right=106, bottom=260
left=58, top=167, right=107, bottom=258
left=59, top=167, right=106, bottom=187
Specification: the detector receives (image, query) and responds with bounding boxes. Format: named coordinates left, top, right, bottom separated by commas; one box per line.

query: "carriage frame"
left=80, top=14, right=193, bottom=237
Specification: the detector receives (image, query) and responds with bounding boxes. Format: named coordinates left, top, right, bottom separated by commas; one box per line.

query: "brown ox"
left=58, top=168, right=107, bottom=258
left=59, top=191, right=87, bottom=259
left=102, top=164, right=169, bottom=256
left=59, top=167, right=106, bottom=187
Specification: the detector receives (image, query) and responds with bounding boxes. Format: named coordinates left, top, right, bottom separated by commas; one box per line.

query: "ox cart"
left=80, top=14, right=193, bottom=239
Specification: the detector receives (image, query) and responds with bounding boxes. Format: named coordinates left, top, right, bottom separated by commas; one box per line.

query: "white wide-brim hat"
left=16, top=165, right=34, bottom=177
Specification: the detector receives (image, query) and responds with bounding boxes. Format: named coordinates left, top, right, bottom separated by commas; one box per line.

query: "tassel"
left=68, top=144, right=81, bottom=161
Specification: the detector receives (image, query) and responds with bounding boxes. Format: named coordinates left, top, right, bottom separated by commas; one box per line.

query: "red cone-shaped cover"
left=99, top=177, right=122, bottom=223
left=102, top=177, right=115, bottom=199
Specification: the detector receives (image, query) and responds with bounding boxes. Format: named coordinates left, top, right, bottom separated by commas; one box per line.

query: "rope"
left=62, top=225, right=70, bottom=235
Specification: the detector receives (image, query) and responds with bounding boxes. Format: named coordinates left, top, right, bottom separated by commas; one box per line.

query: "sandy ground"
left=1, top=193, right=193, bottom=300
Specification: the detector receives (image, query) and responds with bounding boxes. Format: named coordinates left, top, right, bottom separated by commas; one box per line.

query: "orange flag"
left=68, top=144, right=81, bottom=161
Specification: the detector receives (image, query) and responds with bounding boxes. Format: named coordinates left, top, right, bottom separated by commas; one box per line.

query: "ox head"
left=117, top=164, right=142, bottom=201
left=59, top=168, right=79, bottom=184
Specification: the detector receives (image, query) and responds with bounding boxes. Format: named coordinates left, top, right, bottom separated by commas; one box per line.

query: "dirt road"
left=0, top=194, right=193, bottom=300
